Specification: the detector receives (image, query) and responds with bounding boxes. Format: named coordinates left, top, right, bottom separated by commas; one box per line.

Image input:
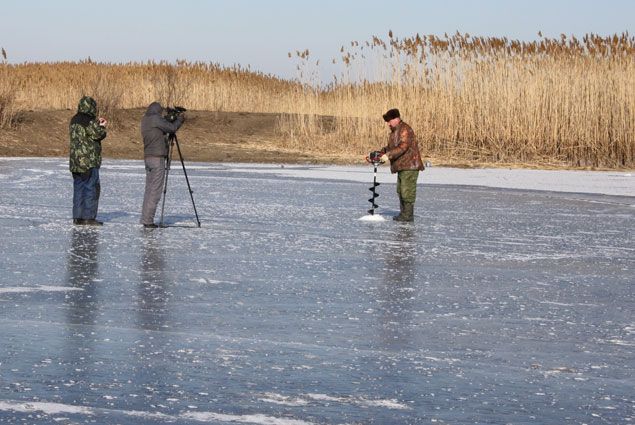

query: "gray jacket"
left=141, top=102, right=183, bottom=157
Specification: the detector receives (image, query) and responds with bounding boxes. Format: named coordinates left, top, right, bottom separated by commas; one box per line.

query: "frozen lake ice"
left=0, top=157, right=633, bottom=424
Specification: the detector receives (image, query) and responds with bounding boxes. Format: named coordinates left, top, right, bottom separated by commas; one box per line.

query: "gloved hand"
left=380, top=153, right=389, bottom=164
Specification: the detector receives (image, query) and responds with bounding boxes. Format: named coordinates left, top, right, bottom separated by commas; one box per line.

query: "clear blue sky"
left=2, top=0, right=634, bottom=80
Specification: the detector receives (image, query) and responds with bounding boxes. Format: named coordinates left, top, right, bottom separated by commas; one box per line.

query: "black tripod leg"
left=173, top=135, right=201, bottom=227
left=159, top=137, right=174, bottom=227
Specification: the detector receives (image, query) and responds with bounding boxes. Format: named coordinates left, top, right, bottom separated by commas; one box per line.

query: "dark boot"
left=393, top=199, right=405, bottom=221
left=395, top=202, right=414, bottom=222
left=73, top=218, right=85, bottom=225
left=83, top=219, right=103, bottom=226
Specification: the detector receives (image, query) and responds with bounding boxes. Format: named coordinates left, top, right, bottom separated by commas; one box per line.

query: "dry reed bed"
left=1, top=32, right=634, bottom=168
left=4, top=60, right=296, bottom=113
left=283, top=32, right=635, bottom=168
left=0, top=47, right=20, bottom=128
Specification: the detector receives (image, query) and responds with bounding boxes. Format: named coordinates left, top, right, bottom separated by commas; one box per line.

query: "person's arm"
left=85, top=119, right=107, bottom=142
left=153, top=115, right=183, bottom=134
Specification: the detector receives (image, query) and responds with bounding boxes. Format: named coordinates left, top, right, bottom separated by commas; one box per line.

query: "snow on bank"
left=220, top=163, right=634, bottom=197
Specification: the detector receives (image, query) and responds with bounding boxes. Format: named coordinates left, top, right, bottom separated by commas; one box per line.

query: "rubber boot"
left=395, top=202, right=414, bottom=222
left=393, top=199, right=405, bottom=221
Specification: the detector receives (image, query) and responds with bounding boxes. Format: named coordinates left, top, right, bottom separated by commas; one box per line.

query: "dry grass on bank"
left=1, top=31, right=634, bottom=168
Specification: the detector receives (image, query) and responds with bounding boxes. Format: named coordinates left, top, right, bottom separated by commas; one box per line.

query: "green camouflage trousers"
left=396, top=170, right=419, bottom=203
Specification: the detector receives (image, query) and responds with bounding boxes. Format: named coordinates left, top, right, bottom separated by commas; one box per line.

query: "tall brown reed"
left=2, top=32, right=634, bottom=168
left=5, top=60, right=298, bottom=113
left=0, top=47, right=20, bottom=129
left=283, top=31, right=635, bottom=168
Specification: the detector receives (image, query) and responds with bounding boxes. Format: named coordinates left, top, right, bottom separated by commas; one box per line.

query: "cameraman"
left=140, top=102, right=184, bottom=228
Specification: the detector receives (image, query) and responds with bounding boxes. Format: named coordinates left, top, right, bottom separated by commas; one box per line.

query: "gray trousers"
left=140, top=156, right=166, bottom=225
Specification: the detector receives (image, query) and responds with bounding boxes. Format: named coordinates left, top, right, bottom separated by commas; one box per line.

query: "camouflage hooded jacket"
left=382, top=120, right=424, bottom=174
left=69, top=96, right=107, bottom=174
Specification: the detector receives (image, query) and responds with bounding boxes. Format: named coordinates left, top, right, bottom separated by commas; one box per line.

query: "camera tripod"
left=159, top=133, right=201, bottom=228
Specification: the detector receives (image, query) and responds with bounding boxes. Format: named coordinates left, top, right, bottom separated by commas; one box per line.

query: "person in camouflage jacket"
left=69, top=96, right=107, bottom=225
left=377, top=108, right=424, bottom=222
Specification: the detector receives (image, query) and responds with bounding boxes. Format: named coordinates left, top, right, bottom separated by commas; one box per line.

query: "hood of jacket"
left=77, top=96, right=97, bottom=117
left=145, top=102, right=163, bottom=116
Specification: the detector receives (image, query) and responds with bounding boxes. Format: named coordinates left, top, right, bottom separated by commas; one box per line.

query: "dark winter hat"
left=382, top=108, right=400, bottom=122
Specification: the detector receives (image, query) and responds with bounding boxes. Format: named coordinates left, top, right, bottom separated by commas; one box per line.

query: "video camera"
left=164, top=106, right=187, bottom=123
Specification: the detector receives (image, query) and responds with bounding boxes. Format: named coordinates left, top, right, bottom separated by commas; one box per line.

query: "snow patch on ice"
left=258, top=393, right=309, bottom=406
left=0, top=400, right=93, bottom=415
left=359, top=214, right=386, bottom=222
left=0, top=400, right=314, bottom=424
left=422, top=356, right=461, bottom=364
left=538, top=300, right=598, bottom=307
left=523, top=317, right=564, bottom=323
left=181, top=411, right=315, bottom=425
left=358, top=398, right=412, bottom=410
left=189, top=278, right=238, bottom=285
left=304, top=393, right=410, bottom=410
left=0, top=286, right=83, bottom=294
left=257, top=392, right=411, bottom=411
left=606, top=339, right=635, bottom=347
left=222, top=163, right=635, bottom=196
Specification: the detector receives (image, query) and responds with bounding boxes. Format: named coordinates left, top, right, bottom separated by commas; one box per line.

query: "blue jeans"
left=72, top=168, right=100, bottom=220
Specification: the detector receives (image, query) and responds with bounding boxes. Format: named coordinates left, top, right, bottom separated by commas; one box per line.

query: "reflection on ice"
left=138, top=232, right=171, bottom=331
left=0, top=158, right=633, bottom=424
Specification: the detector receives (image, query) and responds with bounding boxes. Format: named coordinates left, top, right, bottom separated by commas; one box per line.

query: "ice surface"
left=0, top=157, right=633, bottom=424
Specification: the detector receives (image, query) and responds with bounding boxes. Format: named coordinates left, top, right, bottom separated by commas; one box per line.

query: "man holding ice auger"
left=373, top=108, right=424, bottom=222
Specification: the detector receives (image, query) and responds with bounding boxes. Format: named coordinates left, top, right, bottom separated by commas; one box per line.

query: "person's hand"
left=380, top=153, right=389, bottom=164
left=98, top=117, right=108, bottom=127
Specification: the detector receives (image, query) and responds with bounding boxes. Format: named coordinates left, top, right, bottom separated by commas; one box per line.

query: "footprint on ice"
left=358, top=214, right=386, bottom=221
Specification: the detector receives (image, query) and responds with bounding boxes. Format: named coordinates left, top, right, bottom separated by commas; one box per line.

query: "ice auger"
left=366, top=151, right=383, bottom=215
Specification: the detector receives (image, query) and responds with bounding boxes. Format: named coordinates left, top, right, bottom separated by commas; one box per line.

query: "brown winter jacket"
left=382, top=121, right=424, bottom=173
